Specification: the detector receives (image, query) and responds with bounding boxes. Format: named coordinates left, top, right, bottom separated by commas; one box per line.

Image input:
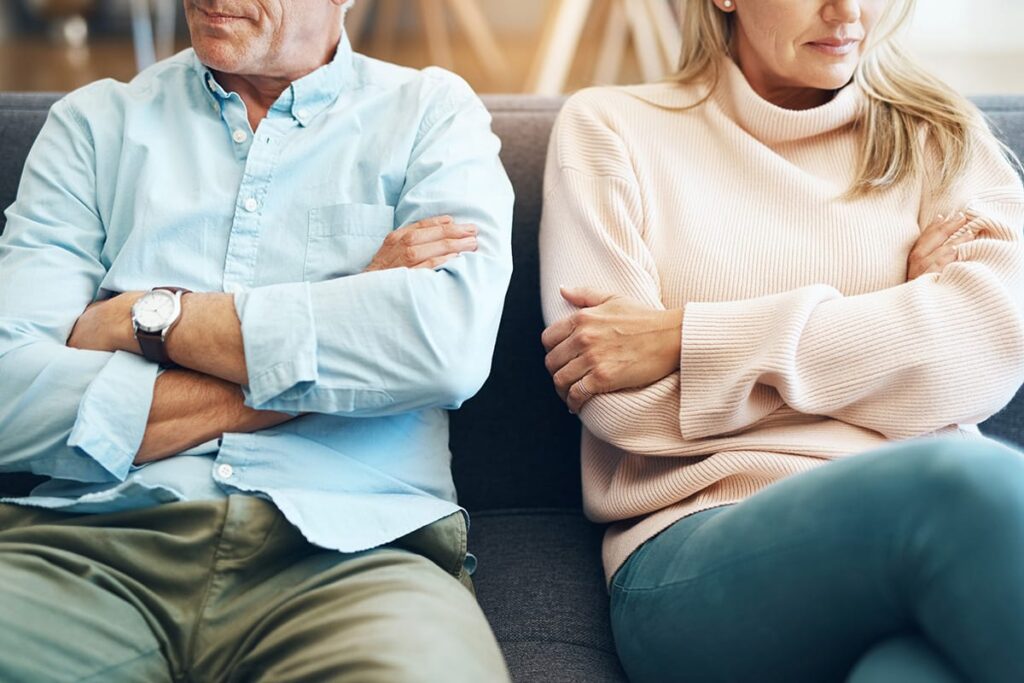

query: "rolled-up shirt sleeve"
left=0, top=99, right=158, bottom=483
left=235, top=74, right=514, bottom=416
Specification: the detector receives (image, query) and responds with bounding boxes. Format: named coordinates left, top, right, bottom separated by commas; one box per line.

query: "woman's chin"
left=799, top=63, right=859, bottom=92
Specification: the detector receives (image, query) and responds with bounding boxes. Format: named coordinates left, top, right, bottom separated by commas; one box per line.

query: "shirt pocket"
left=304, top=203, right=395, bottom=281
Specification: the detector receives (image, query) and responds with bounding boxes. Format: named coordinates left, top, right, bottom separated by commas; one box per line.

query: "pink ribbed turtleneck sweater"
left=540, top=59, right=1024, bottom=584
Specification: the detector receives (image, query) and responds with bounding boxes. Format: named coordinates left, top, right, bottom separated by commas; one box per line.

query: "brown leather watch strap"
left=134, top=287, right=191, bottom=366
left=136, top=330, right=173, bottom=365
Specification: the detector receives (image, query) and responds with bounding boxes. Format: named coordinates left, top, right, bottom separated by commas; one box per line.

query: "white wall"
left=906, top=0, right=1024, bottom=53
left=904, top=0, right=1024, bottom=94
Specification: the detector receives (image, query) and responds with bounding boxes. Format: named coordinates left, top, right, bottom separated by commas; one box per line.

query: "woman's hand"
left=907, top=211, right=977, bottom=280
left=365, top=215, right=478, bottom=272
left=541, top=287, right=683, bottom=414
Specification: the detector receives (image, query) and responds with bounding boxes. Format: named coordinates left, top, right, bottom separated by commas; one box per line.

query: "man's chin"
left=192, top=42, right=249, bottom=74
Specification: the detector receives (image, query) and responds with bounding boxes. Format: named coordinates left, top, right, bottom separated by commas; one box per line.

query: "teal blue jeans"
left=610, top=438, right=1024, bottom=682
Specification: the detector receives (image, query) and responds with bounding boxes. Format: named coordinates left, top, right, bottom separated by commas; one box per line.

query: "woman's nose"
left=823, top=0, right=862, bottom=24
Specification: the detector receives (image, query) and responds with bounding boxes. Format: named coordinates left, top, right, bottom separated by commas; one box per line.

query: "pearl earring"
left=724, top=0, right=733, bottom=7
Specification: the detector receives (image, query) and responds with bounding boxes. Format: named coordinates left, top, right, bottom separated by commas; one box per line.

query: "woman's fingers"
left=541, top=317, right=575, bottom=352
left=545, top=333, right=585, bottom=378
left=921, top=245, right=963, bottom=276
left=943, top=225, right=975, bottom=250
left=908, top=211, right=977, bottom=280
left=552, top=355, right=591, bottom=403
left=912, top=212, right=968, bottom=259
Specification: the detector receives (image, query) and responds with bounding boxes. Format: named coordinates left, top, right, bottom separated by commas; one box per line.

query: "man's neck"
left=213, top=71, right=294, bottom=131
left=211, top=37, right=340, bottom=132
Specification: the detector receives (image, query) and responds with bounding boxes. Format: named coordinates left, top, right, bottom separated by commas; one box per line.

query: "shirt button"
left=244, top=197, right=259, bottom=213
left=207, top=78, right=217, bottom=92
left=232, top=129, right=247, bottom=144
left=296, top=108, right=309, bottom=120
left=216, top=463, right=234, bottom=479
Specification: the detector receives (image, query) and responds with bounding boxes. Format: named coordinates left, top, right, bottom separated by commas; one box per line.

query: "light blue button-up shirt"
left=0, top=34, right=513, bottom=556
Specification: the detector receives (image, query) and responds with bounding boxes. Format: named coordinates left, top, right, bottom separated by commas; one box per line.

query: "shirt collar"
left=192, top=31, right=353, bottom=126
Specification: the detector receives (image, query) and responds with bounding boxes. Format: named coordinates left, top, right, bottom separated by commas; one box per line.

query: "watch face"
left=133, top=290, right=178, bottom=333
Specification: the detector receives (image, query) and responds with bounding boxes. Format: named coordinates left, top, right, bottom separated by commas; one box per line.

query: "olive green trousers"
left=0, top=495, right=510, bottom=682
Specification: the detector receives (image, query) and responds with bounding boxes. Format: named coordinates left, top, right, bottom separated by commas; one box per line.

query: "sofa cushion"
left=469, top=510, right=628, bottom=683
left=0, top=94, right=56, bottom=231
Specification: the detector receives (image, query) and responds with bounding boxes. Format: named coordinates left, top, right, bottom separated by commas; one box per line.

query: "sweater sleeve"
left=541, top=94, right=1024, bottom=453
left=540, top=94, right=700, bottom=455
left=677, top=119, right=1024, bottom=440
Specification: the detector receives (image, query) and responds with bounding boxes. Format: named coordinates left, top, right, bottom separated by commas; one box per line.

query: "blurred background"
left=0, top=0, right=1021, bottom=95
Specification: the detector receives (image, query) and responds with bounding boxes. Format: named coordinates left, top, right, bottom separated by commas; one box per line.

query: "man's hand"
left=542, top=287, right=684, bottom=414
left=365, top=216, right=478, bottom=272
left=67, top=291, right=144, bottom=353
left=908, top=210, right=978, bottom=280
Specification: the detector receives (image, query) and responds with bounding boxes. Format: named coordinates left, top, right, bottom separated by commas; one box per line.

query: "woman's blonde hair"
left=675, top=0, right=979, bottom=197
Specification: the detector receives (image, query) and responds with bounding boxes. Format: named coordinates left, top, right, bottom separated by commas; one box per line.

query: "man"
left=0, top=0, right=513, bottom=680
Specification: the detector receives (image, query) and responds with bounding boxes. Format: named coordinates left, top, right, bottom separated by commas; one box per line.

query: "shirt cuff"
left=234, top=282, right=319, bottom=409
left=67, top=350, right=160, bottom=482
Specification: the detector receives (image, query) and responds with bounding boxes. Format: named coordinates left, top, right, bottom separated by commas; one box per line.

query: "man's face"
left=184, top=0, right=341, bottom=78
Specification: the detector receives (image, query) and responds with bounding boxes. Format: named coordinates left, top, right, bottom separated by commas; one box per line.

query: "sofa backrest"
left=2, top=93, right=1024, bottom=511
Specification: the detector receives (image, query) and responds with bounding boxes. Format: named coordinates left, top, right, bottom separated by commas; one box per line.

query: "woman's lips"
left=805, top=39, right=860, bottom=56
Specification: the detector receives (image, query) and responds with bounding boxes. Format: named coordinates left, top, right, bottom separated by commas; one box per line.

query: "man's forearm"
left=136, top=368, right=291, bottom=464
left=165, top=292, right=249, bottom=385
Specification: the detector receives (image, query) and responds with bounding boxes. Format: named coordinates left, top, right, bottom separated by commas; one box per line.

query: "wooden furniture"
left=129, top=0, right=176, bottom=70
left=345, top=0, right=511, bottom=87
left=527, top=0, right=682, bottom=95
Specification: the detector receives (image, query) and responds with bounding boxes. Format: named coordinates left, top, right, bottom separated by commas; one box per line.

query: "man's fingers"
left=407, top=215, right=454, bottom=231
left=412, top=253, right=459, bottom=270
left=406, top=236, right=477, bottom=264
left=401, top=221, right=478, bottom=246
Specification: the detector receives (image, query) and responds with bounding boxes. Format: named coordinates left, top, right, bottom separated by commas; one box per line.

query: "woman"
left=539, top=1, right=1024, bottom=681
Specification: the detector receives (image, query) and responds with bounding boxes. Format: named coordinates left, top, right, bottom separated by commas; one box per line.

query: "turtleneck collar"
left=713, top=55, right=863, bottom=145
left=621, top=54, right=865, bottom=147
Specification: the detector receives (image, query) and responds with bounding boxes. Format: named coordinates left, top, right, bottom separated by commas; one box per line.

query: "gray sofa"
left=2, top=92, right=1024, bottom=683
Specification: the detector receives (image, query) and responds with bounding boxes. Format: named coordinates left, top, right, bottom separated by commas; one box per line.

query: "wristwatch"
left=131, top=287, right=191, bottom=365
